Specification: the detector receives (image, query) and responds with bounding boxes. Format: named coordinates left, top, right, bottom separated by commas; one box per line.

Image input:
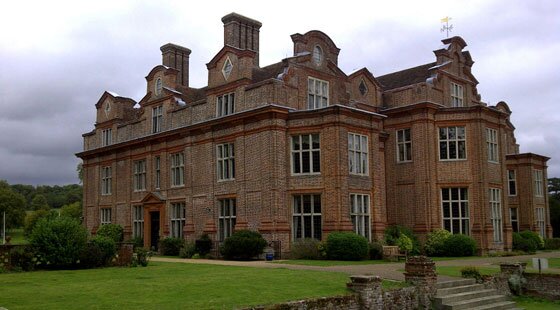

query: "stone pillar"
left=496, top=262, right=527, bottom=295
left=404, top=256, right=437, bottom=309
left=347, top=275, right=382, bottom=309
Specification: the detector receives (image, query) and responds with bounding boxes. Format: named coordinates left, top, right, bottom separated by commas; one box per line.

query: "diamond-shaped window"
left=359, top=79, right=368, bottom=96
left=222, top=57, right=233, bottom=80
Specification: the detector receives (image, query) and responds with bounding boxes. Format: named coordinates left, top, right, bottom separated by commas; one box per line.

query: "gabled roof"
left=206, top=46, right=257, bottom=69
left=94, top=91, right=136, bottom=109
left=348, top=68, right=383, bottom=89
left=377, top=62, right=436, bottom=90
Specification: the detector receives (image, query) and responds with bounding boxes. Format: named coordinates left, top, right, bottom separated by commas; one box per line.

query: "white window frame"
left=101, top=128, right=112, bottom=147
left=132, top=206, right=144, bottom=238
left=152, top=105, right=163, bottom=133
left=348, top=133, right=368, bottom=175
left=510, top=207, right=519, bottom=233
left=397, top=128, right=412, bottom=163
left=216, top=92, right=235, bottom=117
left=350, top=194, right=370, bottom=240
left=292, top=194, right=322, bottom=240
left=486, top=128, right=499, bottom=163
left=217, top=143, right=235, bottom=181
left=307, top=77, right=329, bottom=109
left=170, top=153, right=184, bottom=187
left=170, top=202, right=186, bottom=239
left=441, top=188, right=470, bottom=235
left=489, top=188, right=503, bottom=242
left=439, top=126, right=467, bottom=160
left=536, top=207, right=545, bottom=237
left=534, top=169, right=544, bottom=197
left=133, top=160, right=147, bottom=192
left=222, top=57, right=233, bottom=80
left=218, top=199, right=236, bottom=241
left=101, top=166, right=112, bottom=196
left=155, top=156, right=161, bottom=190
left=508, top=170, right=517, bottom=196
left=291, top=134, right=321, bottom=175
left=100, top=208, right=112, bottom=225
left=451, top=82, right=463, bottom=107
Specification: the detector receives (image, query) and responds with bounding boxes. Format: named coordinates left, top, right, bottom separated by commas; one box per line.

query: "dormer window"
left=152, top=105, right=163, bottom=133
left=308, top=77, right=329, bottom=109
left=312, top=45, right=323, bottom=65
left=155, top=78, right=163, bottom=96
left=451, top=82, right=463, bottom=107
left=222, top=57, right=233, bottom=80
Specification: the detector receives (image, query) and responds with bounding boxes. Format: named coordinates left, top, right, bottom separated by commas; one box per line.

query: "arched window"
left=312, top=45, right=323, bottom=65
left=155, top=78, right=163, bottom=96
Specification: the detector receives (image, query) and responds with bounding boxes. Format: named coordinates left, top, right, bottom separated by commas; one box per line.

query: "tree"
left=60, top=201, right=82, bottom=220
left=30, top=194, right=50, bottom=211
left=549, top=177, right=560, bottom=196
left=0, top=185, right=26, bottom=230
left=10, top=184, right=36, bottom=207
left=550, top=195, right=560, bottom=238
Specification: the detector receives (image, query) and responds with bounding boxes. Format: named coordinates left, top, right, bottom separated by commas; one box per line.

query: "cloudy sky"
left=0, top=0, right=558, bottom=185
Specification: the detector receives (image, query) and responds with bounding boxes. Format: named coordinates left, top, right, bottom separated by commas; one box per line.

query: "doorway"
left=150, top=211, right=160, bottom=250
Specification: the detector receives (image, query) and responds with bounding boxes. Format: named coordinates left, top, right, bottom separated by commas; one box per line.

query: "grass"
left=5, top=228, right=28, bottom=244
left=435, top=265, right=500, bottom=277
left=513, top=295, right=560, bottom=310
left=0, top=262, right=352, bottom=309
left=271, top=259, right=391, bottom=266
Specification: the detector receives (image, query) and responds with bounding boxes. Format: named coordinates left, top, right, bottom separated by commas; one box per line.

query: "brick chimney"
left=160, top=43, right=192, bottom=87
left=221, top=12, right=262, bottom=66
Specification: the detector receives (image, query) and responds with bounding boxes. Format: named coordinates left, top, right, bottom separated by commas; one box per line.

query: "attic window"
left=222, top=57, right=233, bottom=80
left=359, top=80, right=368, bottom=96
left=312, top=45, right=323, bottom=65
left=155, top=78, right=163, bottom=96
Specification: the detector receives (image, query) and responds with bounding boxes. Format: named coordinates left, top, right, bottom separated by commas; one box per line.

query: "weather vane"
left=440, top=16, right=453, bottom=38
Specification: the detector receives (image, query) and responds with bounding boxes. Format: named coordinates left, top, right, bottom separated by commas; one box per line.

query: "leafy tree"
left=24, top=209, right=59, bottom=236
left=549, top=195, right=560, bottom=238
left=10, top=184, right=36, bottom=207
left=0, top=185, right=26, bottom=229
left=30, top=194, right=50, bottom=211
left=60, top=201, right=82, bottom=220
left=549, top=177, right=560, bottom=196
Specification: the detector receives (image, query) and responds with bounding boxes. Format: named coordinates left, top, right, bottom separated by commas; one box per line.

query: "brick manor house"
left=77, top=13, right=551, bottom=254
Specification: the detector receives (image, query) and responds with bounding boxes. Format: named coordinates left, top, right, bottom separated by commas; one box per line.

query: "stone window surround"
left=101, top=128, right=112, bottom=147
left=536, top=207, right=545, bottom=237
left=307, top=77, right=329, bottom=110
left=510, top=207, right=519, bottom=233
left=534, top=169, right=544, bottom=197
left=170, top=153, right=185, bottom=187
left=397, top=128, right=412, bottom=163
left=450, top=82, right=464, bottom=107
left=101, top=166, right=112, bottom=196
left=508, top=170, right=517, bottom=196
left=438, top=126, right=467, bottom=161
left=441, top=187, right=470, bottom=235
left=291, top=133, right=321, bottom=175
left=218, top=198, right=236, bottom=241
left=216, top=92, right=235, bottom=117
left=348, top=132, right=368, bottom=175
left=489, top=188, right=503, bottom=242
left=217, top=143, right=235, bottom=181
left=350, top=193, right=371, bottom=240
left=486, top=128, right=499, bottom=163
left=170, top=202, right=186, bottom=239
left=100, top=208, right=112, bottom=225
left=152, top=105, right=163, bottom=134
left=132, top=205, right=144, bottom=238
left=133, top=159, right=147, bottom=192
left=292, top=194, right=322, bottom=240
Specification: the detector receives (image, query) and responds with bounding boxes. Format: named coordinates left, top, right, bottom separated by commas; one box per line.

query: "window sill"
left=291, top=173, right=322, bottom=177
left=217, top=178, right=235, bottom=182
left=439, top=158, right=468, bottom=162
left=396, top=160, right=413, bottom=164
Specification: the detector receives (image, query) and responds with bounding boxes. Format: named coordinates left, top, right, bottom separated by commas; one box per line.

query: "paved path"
left=152, top=251, right=560, bottom=282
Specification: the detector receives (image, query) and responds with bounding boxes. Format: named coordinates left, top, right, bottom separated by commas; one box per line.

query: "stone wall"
left=524, top=273, right=560, bottom=300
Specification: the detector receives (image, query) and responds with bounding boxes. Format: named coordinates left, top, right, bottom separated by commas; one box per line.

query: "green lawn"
left=435, top=265, right=500, bottom=277
left=0, top=262, right=352, bottom=309
left=271, top=259, right=391, bottom=266
left=513, top=296, right=560, bottom=310
left=5, top=228, right=28, bottom=244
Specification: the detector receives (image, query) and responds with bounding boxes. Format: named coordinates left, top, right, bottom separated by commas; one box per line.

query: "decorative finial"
left=440, top=17, right=453, bottom=38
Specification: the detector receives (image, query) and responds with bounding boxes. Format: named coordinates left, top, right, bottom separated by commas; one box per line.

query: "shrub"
left=80, top=236, right=116, bottom=268
left=9, top=246, right=36, bottom=271
left=425, top=229, right=452, bottom=256
left=513, top=232, right=537, bottom=253
left=179, top=241, right=196, bottom=258
left=24, top=209, right=58, bottom=236
left=325, top=232, right=369, bottom=261
left=132, top=247, right=151, bottom=267
left=29, top=216, right=88, bottom=268
left=129, top=237, right=144, bottom=249
left=159, top=237, right=183, bottom=256
left=221, top=230, right=267, bottom=260
left=290, top=238, right=321, bottom=259
left=519, top=230, right=544, bottom=250
left=60, top=202, right=82, bottom=220
left=396, top=234, right=413, bottom=253
left=195, top=234, right=213, bottom=256
left=461, top=266, right=482, bottom=282
left=383, top=225, right=420, bottom=255
left=96, top=224, right=123, bottom=244
left=544, top=238, right=560, bottom=250
left=369, top=241, right=383, bottom=260
left=443, top=234, right=477, bottom=257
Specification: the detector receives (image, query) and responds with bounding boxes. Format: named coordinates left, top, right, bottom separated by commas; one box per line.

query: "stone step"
left=437, top=284, right=486, bottom=296
left=443, top=295, right=509, bottom=310
left=436, top=289, right=498, bottom=305
left=468, top=301, right=520, bottom=310
left=437, top=278, right=476, bottom=289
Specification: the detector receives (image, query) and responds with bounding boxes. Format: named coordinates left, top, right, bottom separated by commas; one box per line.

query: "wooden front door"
left=150, top=211, right=160, bottom=250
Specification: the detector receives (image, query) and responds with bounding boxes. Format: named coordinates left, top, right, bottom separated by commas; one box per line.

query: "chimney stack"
left=160, top=43, right=192, bottom=87
left=221, top=13, right=262, bottom=66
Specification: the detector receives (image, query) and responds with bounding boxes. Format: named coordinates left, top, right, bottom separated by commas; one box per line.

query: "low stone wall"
left=244, top=256, right=437, bottom=310
left=113, top=242, right=134, bottom=266
left=524, top=273, right=560, bottom=300
left=0, top=244, right=28, bottom=270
